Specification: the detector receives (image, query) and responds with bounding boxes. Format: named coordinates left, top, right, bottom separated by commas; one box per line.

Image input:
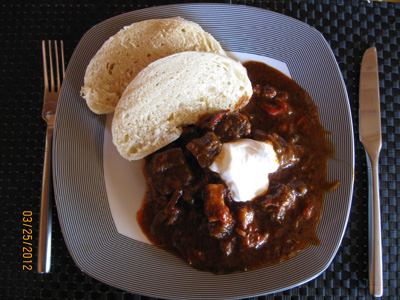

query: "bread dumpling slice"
left=81, top=17, right=226, bottom=114
left=112, top=51, right=253, bottom=161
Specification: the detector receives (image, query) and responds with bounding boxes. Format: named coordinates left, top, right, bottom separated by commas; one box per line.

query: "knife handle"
left=367, top=154, right=383, bottom=297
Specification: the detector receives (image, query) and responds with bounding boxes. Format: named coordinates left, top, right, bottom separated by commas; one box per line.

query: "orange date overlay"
left=22, top=211, right=33, bottom=270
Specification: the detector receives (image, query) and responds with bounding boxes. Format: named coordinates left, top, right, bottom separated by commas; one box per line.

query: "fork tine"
left=54, top=41, right=61, bottom=91
left=49, top=41, right=55, bottom=92
left=42, top=40, right=48, bottom=91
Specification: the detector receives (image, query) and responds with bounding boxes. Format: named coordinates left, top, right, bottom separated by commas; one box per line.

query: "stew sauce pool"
left=137, top=61, right=335, bottom=274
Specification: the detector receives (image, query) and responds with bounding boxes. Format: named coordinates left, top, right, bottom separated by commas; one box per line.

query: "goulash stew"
left=137, top=61, right=336, bottom=274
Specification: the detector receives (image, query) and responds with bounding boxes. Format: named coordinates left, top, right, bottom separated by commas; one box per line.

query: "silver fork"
left=38, top=40, right=65, bottom=273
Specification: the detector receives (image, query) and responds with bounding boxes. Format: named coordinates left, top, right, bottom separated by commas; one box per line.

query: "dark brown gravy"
left=137, top=61, right=335, bottom=274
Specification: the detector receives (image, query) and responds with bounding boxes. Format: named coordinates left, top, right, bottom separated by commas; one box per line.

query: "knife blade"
left=359, top=47, right=383, bottom=297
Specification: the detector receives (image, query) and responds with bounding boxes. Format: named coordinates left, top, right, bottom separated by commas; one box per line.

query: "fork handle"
left=38, top=124, right=54, bottom=273
left=367, top=154, right=383, bottom=297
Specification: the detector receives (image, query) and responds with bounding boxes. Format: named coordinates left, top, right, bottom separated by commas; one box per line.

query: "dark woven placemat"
left=1, top=0, right=399, bottom=299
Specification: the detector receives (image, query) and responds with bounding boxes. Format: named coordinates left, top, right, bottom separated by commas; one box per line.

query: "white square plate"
left=53, top=4, right=354, bottom=299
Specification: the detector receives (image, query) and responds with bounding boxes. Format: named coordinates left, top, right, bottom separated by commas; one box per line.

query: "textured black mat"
left=1, top=0, right=399, bottom=299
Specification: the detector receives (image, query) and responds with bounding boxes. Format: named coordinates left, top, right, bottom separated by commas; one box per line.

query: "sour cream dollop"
left=209, top=139, right=279, bottom=202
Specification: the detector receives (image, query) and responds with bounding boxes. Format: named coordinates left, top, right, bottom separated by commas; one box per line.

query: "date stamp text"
left=22, top=211, right=33, bottom=270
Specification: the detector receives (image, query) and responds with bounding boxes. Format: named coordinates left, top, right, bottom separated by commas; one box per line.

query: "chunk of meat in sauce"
left=262, top=180, right=308, bottom=221
left=241, top=231, right=269, bottom=249
left=204, top=184, right=234, bottom=239
left=235, top=206, right=269, bottom=249
left=214, top=112, right=251, bottom=142
left=186, top=131, right=222, bottom=168
left=149, top=189, right=183, bottom=241
left=149, top=148, right=194, bottom=195
left=181, top=175, right=208, bottom=205
left=253, top=130, right=299, bottom=169
left=152, top=190, right=182, bottom=226
left=236, top=206, right=254, bottom=231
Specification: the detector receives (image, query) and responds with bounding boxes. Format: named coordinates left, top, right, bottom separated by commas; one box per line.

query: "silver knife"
left=359, top=47, right=383, bottom=297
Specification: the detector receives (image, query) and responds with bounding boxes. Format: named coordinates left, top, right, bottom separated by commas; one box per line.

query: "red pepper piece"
left=196, top=110, right=229, bottom=130
left=209, top=111, right=228, bottom=125
left=296, top=116, right=306, bottom=126
left=261, top=100, right=288, bottom=116
left=302, top=205, right=314, bottom=219
left=278, top=100, right=288, bottom=111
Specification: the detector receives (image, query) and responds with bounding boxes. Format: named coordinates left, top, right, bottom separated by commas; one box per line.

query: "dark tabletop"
left=1, top=0, right=399, bottom=299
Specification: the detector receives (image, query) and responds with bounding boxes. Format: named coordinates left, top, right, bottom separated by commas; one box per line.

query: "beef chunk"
left=220, top=236, right=236, bottom=257
left=150, top=148, right=194, bottom=195
left=235, top=206, right=268, bottom=249
left=204, top=184, right=234, bottom=239
left=240, top=231, right=269, bottom=249
left=252, top=129, right=270, bottom=142
left=261, top=180, right=307, bottom=221
left=151, top=190, right=182, bottom=228
left=236, top=206, right=255, bottom=231
left=150, top=190, right=183, bottom=241
left=186, top=132, right=222, bottom=168
left=214, top=112, right=251, bottom=143
left=204, top=184, right=231, bottom=223
left=270, top=133, right=299, bottom=169
left=255, top=132, right=299, bottom=169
